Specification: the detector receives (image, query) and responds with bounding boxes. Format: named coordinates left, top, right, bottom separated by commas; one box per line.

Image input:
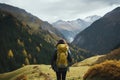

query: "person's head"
left=56, top=39, right=67, bottom=46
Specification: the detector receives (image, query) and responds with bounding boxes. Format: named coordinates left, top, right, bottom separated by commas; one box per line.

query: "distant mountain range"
left=52, top=15, right=101, bottom=42
left=72, top=7, right=120, bottom=54
left=84, top=15, right=101, bottom=22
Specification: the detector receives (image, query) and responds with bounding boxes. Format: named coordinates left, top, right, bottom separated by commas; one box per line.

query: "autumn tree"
left=28, top=54, right=32, bottom=59
left=33, top=58, right=37, bottom=64
left=17, top=39, right=24, bottom=47
left=36, top=46, right=40, bottom=52
left=22, top=49, right=27, bottom=57
left=7, top=49, right=17, bottom=71
left=24, top=58, right=30, bottom=65
left=8, top=49, right=14, bottom=58
left=28, top=38, right=32, bottom=43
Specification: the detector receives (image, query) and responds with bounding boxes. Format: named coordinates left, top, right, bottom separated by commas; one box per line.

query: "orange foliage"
left=15, top=75, right=27, bottom=80
left=83, top=60, right=120, bottom=80
left=106, top=48, right=120, bottom=60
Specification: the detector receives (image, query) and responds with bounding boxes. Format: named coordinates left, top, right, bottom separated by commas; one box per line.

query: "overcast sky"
left=0, top=0, right=120, bottom=23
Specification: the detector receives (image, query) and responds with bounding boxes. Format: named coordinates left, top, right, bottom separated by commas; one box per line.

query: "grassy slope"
left=0, top=55, right=105, bottom=80
left=0, top=65, right=89, bottom=80
left=73, top=55, right=104, bottom=66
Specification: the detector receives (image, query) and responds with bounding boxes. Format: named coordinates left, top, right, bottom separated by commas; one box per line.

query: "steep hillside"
left=72, top=7, right=120, bottom=54
left=75, top=48, right=120, bottom=67
left=0, top=10, right=57, bottom=73
left=0, top=3, right=64, bottom=43
left=0, top=3, right=97, bottom=74
left=1, top=48, right=120, bottom=80
left=95, top=48, right=120, bottom=64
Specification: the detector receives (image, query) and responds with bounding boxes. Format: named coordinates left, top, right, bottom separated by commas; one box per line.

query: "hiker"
left=51, top=39, right=72, bottom=80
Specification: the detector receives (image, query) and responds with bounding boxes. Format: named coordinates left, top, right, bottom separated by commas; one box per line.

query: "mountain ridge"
left=52, top=15, right=100, bottom=42
left=0, top=3, right=64, bottom=42
left=72, top=7, right=120, bottom=54
left=0, top=3, right=91, bottom=73
left=0, top=7, right=58, bottom=73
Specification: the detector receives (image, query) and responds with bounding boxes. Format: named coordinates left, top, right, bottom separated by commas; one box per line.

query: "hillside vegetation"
left=1, top=47, right=120, bottom=80
left=0, top=65, right=90, bottom=80
left=0, top=53, right=101, bottom=80
left=0, top=10, right=56, bottom=73
left=83, top=48, right=120, bottom=80
left=0, top=4, right=91, bottom=73
left=84, top=60, right=120, bottom=80
left=95, top=48, right=120, bottom=64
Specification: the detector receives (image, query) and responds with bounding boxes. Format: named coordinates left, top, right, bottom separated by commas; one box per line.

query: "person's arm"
left=67, top=49, right=72, bottom=64
left=51, top=50, right=57, bottom=66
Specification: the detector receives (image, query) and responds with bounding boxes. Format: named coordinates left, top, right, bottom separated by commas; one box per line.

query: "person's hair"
left=56, top=39, right=67, bottom=46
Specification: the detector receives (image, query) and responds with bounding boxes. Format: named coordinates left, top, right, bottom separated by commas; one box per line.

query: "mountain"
left=84, top=15, right=101, bottom=22
left=0, top=3, right=102, bottom=74
left=95, top=48, right=120, bottom=64
left=0, top=3, right=64, bottom=42
left=52, top=16, right=100, bottom=42
left=72, top=7, right=120, bottom=54
left=0, top=10, right=59, bottom=73
left=0, top=3, right=92, bottom=73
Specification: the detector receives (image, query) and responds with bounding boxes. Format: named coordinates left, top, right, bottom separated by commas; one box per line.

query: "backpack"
left=56, top=44, right=68, bottom=68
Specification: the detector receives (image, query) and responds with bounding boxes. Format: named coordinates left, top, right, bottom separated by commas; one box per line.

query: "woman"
left=51, top=39, right=72, bottom=80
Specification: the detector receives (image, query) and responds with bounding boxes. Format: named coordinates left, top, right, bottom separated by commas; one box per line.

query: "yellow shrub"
left=84, top=60, right=120, bottom=80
